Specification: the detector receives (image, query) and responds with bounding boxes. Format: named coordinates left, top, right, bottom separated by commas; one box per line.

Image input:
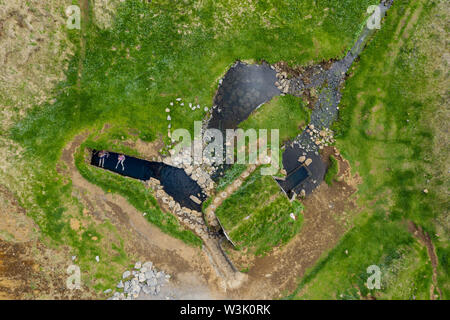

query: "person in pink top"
left=116, top=154, right=126, bottom=171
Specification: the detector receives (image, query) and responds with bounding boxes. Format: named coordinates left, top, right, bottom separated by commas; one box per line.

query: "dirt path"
left=407, top=221, right=443, bottom=300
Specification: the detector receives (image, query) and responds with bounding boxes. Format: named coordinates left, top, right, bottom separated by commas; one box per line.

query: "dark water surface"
left=91, top=150, right=206, bottom=211
left=208, top=62, right=280, bottom=131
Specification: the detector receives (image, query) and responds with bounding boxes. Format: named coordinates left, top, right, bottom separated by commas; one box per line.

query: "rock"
left=132, top=285, right=141, bottom=295
left=156, top=285, right=161, bottom=294
left=142, top=261, right=153, bottom=270
left=280, top=169, right=287, bottom=175
left=142, top=285, right=152, bottom=295
left=150, top=286, right=156, bottom=295
left=140, top=267, right=147, bottom=273
left=117, top=280, right=124, bottom=289
left=298, top=156, right=306, bottom=163
left=147, top=278, right=157, bottom=287
left=309, top=124, right=315, bottom=130
left=198, top=176, right=206, bottom=185
left=134, top=261, right=142, bottom=269
left=95, top=256, right=100, bottom=262
left=300, top=189, right=306, bottom=197
left=138, top=273, right=146, bottom=282
left=423, top=189, right=429, bottom=194
left=145, top=271, right=154, bottom=280
left=124, top=281, right=131, bottom=292
left=305, top=158, right=312, bottom=166
left=189, top=195, right=202, bottom=205
left=165, top=108, right=170, bottom=112
left=103, top=289, right=112, bottom=294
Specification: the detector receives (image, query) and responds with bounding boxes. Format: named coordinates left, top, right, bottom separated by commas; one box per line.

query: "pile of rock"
left=107, top=261, right=170, bottom=300
left=145, top=179, right=217, bottom=239
left=297, top=155, right=312, bottom=167
left=305, top=124, right=335, bottom=150
left=275, top=71, right=290, bottom=94
left=164, top=146, right=216, bottom=194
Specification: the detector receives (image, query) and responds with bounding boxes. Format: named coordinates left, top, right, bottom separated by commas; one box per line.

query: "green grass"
left=290, top=0, right=449, bottom=300
left=4, top=0, right=446, bottom=298
left=215, top=168, right=303, bottom=255
left=11, top=0, right=377, bottom=163
left=7, top=0, right=377, bottom=255
left=324, top=155, right=339, bottom=186
left=239, top=95, right=311, bottom=144
left=215, top=164, right=248, bottom=192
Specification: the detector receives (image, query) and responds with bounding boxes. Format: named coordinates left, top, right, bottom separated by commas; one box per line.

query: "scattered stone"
left=134, top=261, right=142, bottom=269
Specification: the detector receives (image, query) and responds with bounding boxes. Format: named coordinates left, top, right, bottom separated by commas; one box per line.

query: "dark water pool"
left=276, top=165, right=311, bottom=197
left=91, top=150, right=206, bottom=211
left=208, top=61, right=280, bottom=131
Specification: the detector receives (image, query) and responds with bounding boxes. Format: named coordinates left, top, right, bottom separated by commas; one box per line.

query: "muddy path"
left=407, top=221, right=443, bottom=300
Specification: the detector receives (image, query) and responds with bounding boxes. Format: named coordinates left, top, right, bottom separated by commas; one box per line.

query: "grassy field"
left=239, top=95, right=311, bottom=144
left=3, top=0, right=446, bottom=298
left=290, top=0, right=449, bottom=300
left=8, top=0, right=374, bottom=268
left=215, top=169, right=303, bottom=255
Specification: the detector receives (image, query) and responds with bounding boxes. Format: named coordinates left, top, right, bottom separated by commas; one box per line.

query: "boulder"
left=190, top=195, right=202, bottom=205
left=142, top=285, right=152, bottom=295
left=142, top=261, right=153, bottom=270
